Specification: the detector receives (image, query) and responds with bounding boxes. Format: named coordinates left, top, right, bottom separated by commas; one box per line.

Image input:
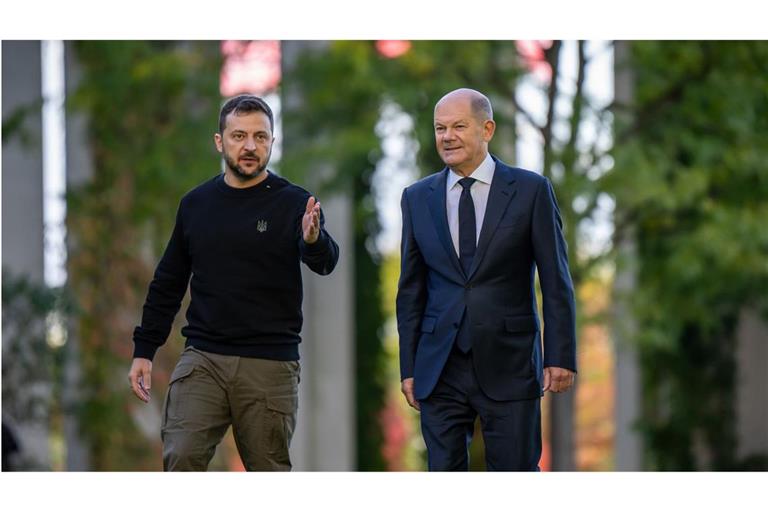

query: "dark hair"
left=218, top=94, right=274, bottom=134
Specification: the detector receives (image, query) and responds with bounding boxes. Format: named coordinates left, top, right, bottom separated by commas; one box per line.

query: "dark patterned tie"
left=456, top=177, right=477, bottom=354
left=458, top=177, right=477, bottom=276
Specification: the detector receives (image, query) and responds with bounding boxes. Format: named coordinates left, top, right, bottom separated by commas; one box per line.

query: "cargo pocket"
left=265, top=393, right=298, bottom=467
left=162, top=364, right=196, bottom=430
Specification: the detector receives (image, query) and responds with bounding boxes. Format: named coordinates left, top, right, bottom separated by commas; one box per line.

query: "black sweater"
left=132, top=171, right=339, bottom=361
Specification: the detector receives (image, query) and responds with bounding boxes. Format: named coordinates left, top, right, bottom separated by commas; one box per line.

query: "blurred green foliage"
left=67, top=41, right=222, bottom=469
left=1, top=272, right=60, bottom=469
left=609, top=41, right=768, bottom=469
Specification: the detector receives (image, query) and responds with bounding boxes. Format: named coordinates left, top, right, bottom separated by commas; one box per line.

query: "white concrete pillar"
left=281, top=41, right=355, bottom=470
left=735, top=309, right=768, bottom=463
left=612, top=40, right=643, bottom=471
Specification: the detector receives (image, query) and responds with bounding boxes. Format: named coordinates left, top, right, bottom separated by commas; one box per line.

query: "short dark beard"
left=223, top=151, right=269, bottom=182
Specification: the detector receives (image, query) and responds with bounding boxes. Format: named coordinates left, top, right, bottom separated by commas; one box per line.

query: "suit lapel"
left=467, top=160, right=517, bottom=280
left=427, top=168, right=464, bottom=277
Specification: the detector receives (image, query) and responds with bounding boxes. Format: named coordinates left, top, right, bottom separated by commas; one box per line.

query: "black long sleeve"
left=299, top=223, right=339, bottom=275
left=133, top=171, right=339, bottom=361
left=132, top=206, right=191, bottom=360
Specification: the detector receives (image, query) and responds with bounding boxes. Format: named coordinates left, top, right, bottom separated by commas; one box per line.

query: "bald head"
left=435, top=88, right=493, bottom=123
left=433, top=88, right=496, bottom=176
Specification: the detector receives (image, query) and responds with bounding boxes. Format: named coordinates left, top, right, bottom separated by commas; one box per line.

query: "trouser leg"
left=161, top=349, right=231, bottom=471
left=230, top=358, right=299, bottom=471
left=475, top=395, right=541, bottom=471
left=419, top=348, right=476, bottom=471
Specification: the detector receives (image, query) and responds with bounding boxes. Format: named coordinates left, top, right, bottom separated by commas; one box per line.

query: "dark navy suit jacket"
left=396, top=156, right=577, bottom=401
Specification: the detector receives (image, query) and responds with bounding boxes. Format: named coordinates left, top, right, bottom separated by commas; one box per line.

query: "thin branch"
left=563, top=40, right=588, bottom=174
left=542, top=40, right=562, bottom=181
left=485, top=49, right=545, bottom=140
left=511, top=93, right=545, bottom=137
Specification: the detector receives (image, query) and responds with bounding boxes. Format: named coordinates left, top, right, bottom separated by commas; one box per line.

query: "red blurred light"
left=515, top=40, right=553, bottom=82
left=220, top=40, right=281, bottom=96
left=376, top=40, right=411, bottom=59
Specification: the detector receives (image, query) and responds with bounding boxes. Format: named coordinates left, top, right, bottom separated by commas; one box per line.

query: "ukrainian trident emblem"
left=256, top=219, right=268, bottom=233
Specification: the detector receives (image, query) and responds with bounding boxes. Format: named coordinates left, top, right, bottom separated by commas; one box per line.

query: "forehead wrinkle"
left=434, top=116, right=471, bottom=126
left=225, top=111, right=272, bottom=131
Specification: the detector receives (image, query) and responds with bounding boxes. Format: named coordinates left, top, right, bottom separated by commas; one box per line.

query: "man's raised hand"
left=302, top=196, right=321, bottom=244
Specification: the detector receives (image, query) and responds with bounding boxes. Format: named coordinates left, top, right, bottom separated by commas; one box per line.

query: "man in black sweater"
left=128, top=95, right=339, bottom=471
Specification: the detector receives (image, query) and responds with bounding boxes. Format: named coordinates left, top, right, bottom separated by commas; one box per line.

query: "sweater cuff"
left=300, top=230, right=329, bottom=255
left=133, top=340, right=160, bottom=361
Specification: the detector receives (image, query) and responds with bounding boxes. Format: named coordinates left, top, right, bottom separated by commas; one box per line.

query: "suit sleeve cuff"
left=543, top=359, right=577, bottom=373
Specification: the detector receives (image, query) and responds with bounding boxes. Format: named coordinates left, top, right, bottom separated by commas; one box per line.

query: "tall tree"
left=511, top=40, right=616, bottom=469
left=607, top=41, right=768, bottom=469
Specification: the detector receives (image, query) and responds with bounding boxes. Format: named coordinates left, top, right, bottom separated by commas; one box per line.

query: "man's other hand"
left=543, top=366, right=575, bottom=393
left=128, top=358, right=153, bottom=403
left=401, top=377, right=420, bottom=411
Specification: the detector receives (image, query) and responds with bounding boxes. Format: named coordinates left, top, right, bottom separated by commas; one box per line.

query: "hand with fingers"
left=302, top=196, right=321, bottom=244
left=128, top=358, right=153, bottom=403
left=401, top=377, right=420, bottom=411
left=543, top=366, right=575, bottom=394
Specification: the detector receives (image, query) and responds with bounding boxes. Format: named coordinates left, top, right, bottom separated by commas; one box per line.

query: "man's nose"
left=244, top=137, right=257, bottom=150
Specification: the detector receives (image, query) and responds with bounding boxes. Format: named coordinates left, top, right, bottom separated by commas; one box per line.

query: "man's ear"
left=483, top=119, right=496, bottom=142
left=214, top=133, right=223, bottom=153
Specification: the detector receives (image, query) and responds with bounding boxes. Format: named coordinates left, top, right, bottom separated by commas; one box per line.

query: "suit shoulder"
left=506, top=165, right=548, bottom=185
left=491, top=156, right=547, bottom=185
left=404, top=169, right=444, bottom=195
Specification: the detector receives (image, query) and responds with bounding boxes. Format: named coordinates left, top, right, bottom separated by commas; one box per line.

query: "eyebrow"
left=230, top=129, right=270, bottom=135
left=434, top=119, right=468, bottom=126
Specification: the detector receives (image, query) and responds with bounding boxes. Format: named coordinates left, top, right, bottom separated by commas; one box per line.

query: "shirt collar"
left=447, top=152, right=495, bottom=189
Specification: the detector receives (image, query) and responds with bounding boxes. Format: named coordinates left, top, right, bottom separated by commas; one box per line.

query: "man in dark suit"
left=397, top=88, right=577, bottom=471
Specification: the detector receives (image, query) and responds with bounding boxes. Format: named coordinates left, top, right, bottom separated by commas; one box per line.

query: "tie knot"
left=458, top=177, right=476, bottom=191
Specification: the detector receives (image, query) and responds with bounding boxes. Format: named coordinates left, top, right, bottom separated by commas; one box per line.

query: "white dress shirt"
left=446, top=152, right=495, bottom=257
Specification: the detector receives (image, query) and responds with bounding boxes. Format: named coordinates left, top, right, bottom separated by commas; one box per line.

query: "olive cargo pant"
left=161, top=346, right=299, bottom=471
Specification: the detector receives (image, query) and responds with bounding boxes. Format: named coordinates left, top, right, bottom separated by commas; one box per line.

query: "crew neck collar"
left=215, top=170, right=274, bottom=196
